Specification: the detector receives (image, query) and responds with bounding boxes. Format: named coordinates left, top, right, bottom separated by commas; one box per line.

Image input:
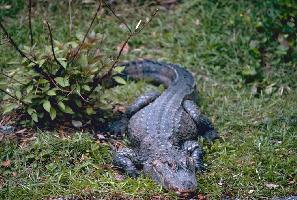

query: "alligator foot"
left=108, top=117, right=129, bottom=137
left=183, top=100, right=220, bottom=142
left=182, top=140, right=205, bottom=172
left=113, top=148, right=140, bottom=178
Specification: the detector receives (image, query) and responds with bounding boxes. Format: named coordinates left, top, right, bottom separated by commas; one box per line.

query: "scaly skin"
left=111, top=60, right=219, bottom=196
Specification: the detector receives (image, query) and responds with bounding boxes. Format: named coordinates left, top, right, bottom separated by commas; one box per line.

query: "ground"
left=0, top=0, right=296, bottom=199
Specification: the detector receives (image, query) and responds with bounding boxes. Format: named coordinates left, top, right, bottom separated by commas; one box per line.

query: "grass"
left=1, top=0, right=296, bottom=199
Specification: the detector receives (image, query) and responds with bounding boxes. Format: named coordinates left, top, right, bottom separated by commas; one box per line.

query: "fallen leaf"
left=0, top=5, right=12, bottom=10
left=195, top=19, right=200, bottom=26
left=114, top=174, right=125, bottom=181
left=113, top=105, right=126, bottom=113
left=248, top=190, right=255, bottom=194
left=117, top=42, right=129, bottom=55
left=71, top=120, right=83, bottom=128
left=288, top=180, right=295, bottom=185
left=2, top=160, right=11, bottom=167
left=198, top=193, right=207, bottom=200
left=218, top=178, right=224, bottom=186
left=265, top=183, right=279, bottom=189
left=96, top=134, right=106, bottom=141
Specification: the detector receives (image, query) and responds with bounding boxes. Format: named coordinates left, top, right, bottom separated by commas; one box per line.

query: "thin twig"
left=0, top=72, right=26, bottom=85
left=0, top=21, right=36, bottom=64
left=103, top=0, right=132, bottom=33
left=135, top=9, right=158, bottom=34
left=69, top=0, right=72, bottom=36
left=28, top=0, right=33, bottom=46
left=0, top=88, right=27, bottom=105
left=45, top=20, right=65, bottom=70
left=0, top=21, right=52, bottom=81
left=67, top=0, right=102, bottom=65
left=87, top=9, right=158, bottom=97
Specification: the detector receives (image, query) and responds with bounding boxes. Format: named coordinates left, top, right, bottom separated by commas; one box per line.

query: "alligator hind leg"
left=113, top=148, right=140, bottom=178
left=109, top=92, right=160, bottom=137
left=183, top=100, right=219, bottom=142
left=182, top=140, right=205, bottom=172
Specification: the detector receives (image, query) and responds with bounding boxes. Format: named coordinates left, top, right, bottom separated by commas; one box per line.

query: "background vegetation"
left=0, top=0, right=296, bottom=199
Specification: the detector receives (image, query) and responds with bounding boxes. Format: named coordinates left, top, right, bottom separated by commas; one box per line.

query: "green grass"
left=1, top=0, right=296, bottom=199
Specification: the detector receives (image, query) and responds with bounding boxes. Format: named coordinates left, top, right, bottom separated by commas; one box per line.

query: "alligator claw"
left=195, top=163, right=206, bottom=173
left=108, top=118, right=128, bottom=137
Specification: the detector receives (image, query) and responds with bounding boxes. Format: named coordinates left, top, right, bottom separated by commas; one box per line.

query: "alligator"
left=110, top=60, right=219, bottom=197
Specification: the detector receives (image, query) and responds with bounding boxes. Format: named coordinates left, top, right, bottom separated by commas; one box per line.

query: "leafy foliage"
left=0, top=0, right=24, bottom=20
left=254, top=0, right=297, bottom=63
left=1, top=32, right=126, bottom=126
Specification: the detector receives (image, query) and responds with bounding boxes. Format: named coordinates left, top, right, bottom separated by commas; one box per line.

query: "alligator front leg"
left=182, top=140, right=205, bottom=172
left=183, top=100, right=219, bottom=142
left=109, top=92, right=160, bottom=137
left=125, top=92, right=161, bottom=117
left=113, top=148, right=140, bottom=178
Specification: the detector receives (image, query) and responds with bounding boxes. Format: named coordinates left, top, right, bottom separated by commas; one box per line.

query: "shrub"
left=0, top=0, right=24, bottom=19
left=255, top=0, right=297, bottom=63
left=0, top=1, right=156, bottom=127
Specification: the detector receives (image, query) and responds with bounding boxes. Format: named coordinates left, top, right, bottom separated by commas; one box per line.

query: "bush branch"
left=67, top=0, right=102, bottom=65
left=103, top=0, right=132, bottom=33
left=0, top=20, right=53, bottom=82
left=28, top=0, right=33, bottom=46
left=45, top=20, right=65, bottom=70
left=0, top=88, right=27, bottom=105
left=0, top=71, right=26, bottom=86
left=87, top=9, right=158, bottom=97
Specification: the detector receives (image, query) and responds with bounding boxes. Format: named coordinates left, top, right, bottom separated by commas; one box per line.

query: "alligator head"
left=144, top=152, right=197, bottom=197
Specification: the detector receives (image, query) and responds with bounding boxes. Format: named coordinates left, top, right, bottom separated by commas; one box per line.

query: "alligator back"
left=121, top=60, right=198, bottom=149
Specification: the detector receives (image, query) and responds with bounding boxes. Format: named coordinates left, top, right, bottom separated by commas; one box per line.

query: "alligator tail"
left=120, top=60, right=178, bottom=87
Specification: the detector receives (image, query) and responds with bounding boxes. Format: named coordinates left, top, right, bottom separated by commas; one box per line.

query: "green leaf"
left=86, top=107, right=95, bottom=115
left=54, top=77, right=70, bottom=87
left=15, top=90, right=22, bottom=99
left=0, top=82, right=7, bottom=90
left=78, top=55, right=88, bottom=67
left=64, top=106, right=74, bottom=114
left=23, top=96, right=32, bottom=103
left=43, top=100, right=51, bottom=113
left=113, top=66, right=125, bottom=74
left=38, top=79, right=49, bottom=84
left=38, top=59, right=47, bottom=66
left=82, top=85, right=91, bottom=91
left=26, top=85, right=34, bottom=94
left=3, top=103, right=19, bottom=114
left=58, top=101, right=65, bottom=110
left=113, top=76, right=126, bottom=85
left=27, top=108, right=36, bottom=115
left=74, top=99, right=82, bottom=107
left=49, top=107, right=57, bottom=120
left=47, top=90, right=56, bottom=96
left=31, top=113, right=38, bottom=122
left=27, top=62, right=36, bottom=67
left=242, top=66, right=257, bottom=76
left=59, top=60, right=67, bottom=69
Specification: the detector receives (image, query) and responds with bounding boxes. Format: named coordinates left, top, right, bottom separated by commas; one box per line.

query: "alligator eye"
left=186, top=157, right=194, bottom=168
